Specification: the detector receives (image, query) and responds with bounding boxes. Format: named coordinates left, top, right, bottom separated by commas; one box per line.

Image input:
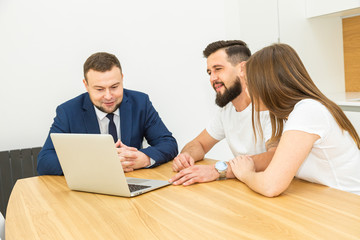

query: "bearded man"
left=170, top=40, right=276, bottom=186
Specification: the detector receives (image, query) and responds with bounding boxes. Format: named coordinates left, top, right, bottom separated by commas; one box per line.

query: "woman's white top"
left=284, top=99, right=360, bottom=195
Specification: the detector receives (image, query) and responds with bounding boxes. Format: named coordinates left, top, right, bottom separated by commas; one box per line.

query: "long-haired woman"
left=229, top=43, right=360, bottom=197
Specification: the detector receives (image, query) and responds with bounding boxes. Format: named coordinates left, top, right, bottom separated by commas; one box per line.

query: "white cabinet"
left=306, top=0, right=360, bottom=18
left=330, top=92, right=360, bottom=134
left=344, top=110, right=360, bottom=135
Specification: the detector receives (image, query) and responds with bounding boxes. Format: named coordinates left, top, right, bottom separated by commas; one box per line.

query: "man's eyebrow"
left=208, top=64, right=223, bottom=70
left=212, top=64, right=223, bottom=68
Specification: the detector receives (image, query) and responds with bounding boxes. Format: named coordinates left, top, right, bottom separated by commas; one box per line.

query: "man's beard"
left=215, top=76, right=242, bottom=107
left=95, top=101, right=122, bottom=114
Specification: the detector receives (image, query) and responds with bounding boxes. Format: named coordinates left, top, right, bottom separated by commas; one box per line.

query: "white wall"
left=235, top=0, right=345, bottom=95
left=238, top=0, right=280, bottom=52
left=279, top=0, right=345, bottom=94
left=0, top=0, right=351, bottom=160
left=0, top=0, right=237, bottom=160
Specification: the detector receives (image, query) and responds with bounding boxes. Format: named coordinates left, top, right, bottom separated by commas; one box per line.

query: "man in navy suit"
left=37, top=52, right=178, bottom=175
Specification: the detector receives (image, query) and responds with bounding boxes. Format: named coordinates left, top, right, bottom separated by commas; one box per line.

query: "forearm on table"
left=227, top=147, right=276, bottom=180
left=250, top=149, right=276, bottom=172
left=241, top=171, right=271, bottom=196
left=181, top=141, right=206, bottom=162
left=241, top=170, right=289, bottom=197
left=225, top=162, right=236, bottom=179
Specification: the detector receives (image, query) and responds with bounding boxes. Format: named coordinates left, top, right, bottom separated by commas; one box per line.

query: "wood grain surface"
left=343, top=15, right=360, bottom=92
left=6, top=159, right=360, bottom=239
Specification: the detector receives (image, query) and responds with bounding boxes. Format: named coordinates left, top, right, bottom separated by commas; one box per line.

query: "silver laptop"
left=50, top=133, right=170, bottom=197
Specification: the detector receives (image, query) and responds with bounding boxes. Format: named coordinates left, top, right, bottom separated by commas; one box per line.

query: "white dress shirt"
left=93, top=106, right=155, bottom=167
left=94, top=107, right=121, bottom=140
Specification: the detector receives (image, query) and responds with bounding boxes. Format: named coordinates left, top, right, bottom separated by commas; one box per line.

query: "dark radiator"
left=0, top=147, right=41, bottom=217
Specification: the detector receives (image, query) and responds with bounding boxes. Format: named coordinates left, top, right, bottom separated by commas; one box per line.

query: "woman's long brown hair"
left=246, top=43, right=360, bottom=149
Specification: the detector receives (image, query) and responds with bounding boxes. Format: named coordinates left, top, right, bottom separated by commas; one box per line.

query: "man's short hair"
left=83, top=52, right=122, bottom=81
left=203, top=40, right=251, bottom=66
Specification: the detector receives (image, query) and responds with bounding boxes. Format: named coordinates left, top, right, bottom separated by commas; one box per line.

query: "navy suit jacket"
left=37, top=89, right=178, bottom=175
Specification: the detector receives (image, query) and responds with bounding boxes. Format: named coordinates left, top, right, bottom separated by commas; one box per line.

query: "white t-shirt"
left=206, top=103, right=271, bottom=158
left=284, top=99, right=360, bottom=195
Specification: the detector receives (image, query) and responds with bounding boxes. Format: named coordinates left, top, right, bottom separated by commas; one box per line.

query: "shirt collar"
left=93, top=106, right=120, bottom=121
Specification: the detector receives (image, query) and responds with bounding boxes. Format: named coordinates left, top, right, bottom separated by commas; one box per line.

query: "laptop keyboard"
left=128, top=184, right=151, bottom=192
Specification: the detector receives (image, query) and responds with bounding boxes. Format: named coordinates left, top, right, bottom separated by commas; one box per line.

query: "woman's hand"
left=229, top=155, right=255, bottom=182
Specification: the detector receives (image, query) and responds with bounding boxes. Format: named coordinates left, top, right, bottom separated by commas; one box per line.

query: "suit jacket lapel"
left=82, top=93, right=101, bottom=134
left=120, top=92, right=132, bottom=145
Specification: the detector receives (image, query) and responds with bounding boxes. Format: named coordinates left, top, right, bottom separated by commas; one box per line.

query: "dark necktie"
left=106, top=113, right=118, bottom=142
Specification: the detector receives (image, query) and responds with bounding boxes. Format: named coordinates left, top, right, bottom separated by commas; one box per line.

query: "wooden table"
left=5, top=159, right=360, bottom=239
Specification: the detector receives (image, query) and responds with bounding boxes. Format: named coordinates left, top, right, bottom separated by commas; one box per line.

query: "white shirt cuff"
left=145, top=158, right=156, bottom=168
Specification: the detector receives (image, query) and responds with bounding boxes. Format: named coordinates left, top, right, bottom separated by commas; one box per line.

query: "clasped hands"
left=115, top=140, right=150, bottom=172
left=169, top=153, right=256, bottom=186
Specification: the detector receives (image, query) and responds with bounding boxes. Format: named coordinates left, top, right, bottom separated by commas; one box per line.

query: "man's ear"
left=83, top=79, right=89, bottom=92
left=239, top=61, right=246, bottom=79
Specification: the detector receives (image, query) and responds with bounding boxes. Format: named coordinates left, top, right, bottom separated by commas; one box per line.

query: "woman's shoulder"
left=285, top=99, right=332, bottom=138
left=293, top=99, right=328, bottom=114
left=294, top=98, right=324, bottom=108
left=288, top=99, right=332, bottom=125
left=288, top=98, right=333, bottom=127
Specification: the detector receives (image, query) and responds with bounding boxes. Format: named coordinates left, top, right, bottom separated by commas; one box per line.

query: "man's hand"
left=115, top=140, right=151, bottom=172
left=169, top=164, right=220, bottom=186
left=172, top=152, right=195, bottom=172
left=229, top=155, right=255, bottom=181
